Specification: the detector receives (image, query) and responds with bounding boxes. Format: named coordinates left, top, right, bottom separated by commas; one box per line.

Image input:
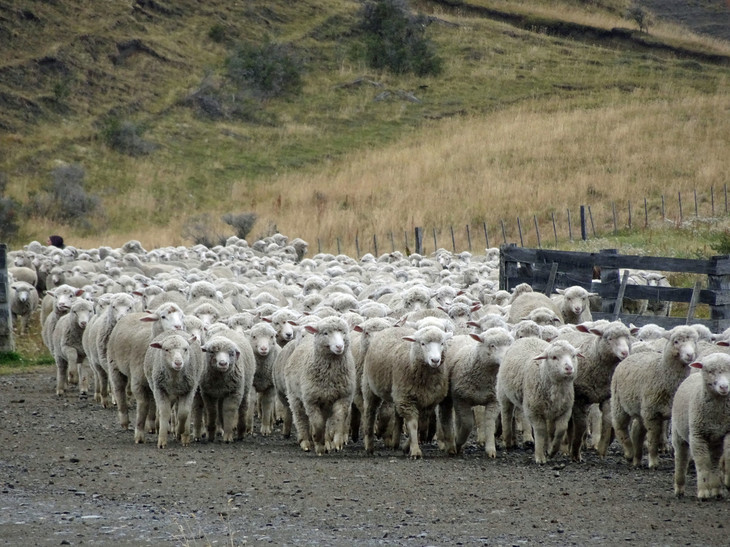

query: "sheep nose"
left=79, top=321, right=87, bottom=328
left=259, top=347, right=269, bottom=355
left=718, top=383, right=729, bottom=395
left=430, top=357, right=441, bottom=367
left=565, top=365, right=574, bottom=375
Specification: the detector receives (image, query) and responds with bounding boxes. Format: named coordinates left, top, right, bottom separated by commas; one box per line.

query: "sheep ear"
left=150, top=342, right=163, bottom=349
left=534, top=353, right=547, bottom=362
left=466, top=320, right=481, bottom=328
left=556, top=288, right=565, bottom=295
left=140, top=315, right=158, bottom=322
left=576, top=324, right=591, bottom=333
left=471, top=304, right=482, bottom=313
left=353, top=325, right=364, bottom=333
left=589, top=328, right=604, bottom=337
left=690, top=361, right=703, bottom=369
left=304, top=325, right=319, bottom=335
left=261, top=316, right=272, bottom=323
left=717, top=341, right=730, bottom=347
left=402, top=335, right=416, bottom=343
left=469, top=333, right=482, bottom=343
left=577, top=352, right=586, bottom=359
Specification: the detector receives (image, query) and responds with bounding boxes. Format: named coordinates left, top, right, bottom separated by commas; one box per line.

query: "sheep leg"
left=77, top=358, right=90, bottom=397
left=55, top=357, right=69, bottom=396
left=436, top=396, right=456, bottom=455
left=203, top=394, right=219, bottom=441
left=361, top=388, right=380, bottom=454
left=259, top=388, right=276, bottom=436
left=276, top=391, right=293, bottom=438
left=307, top=404, right=328, bottom=456
left=518, top=408, right=534, bottom=446
left=473, top=405, right=487, bottom=448
left=631, top=418, right=648, bottom=467
left=549, top=412, right=572, bottom=460
left=611, top=401, right=634, bottom=462
left=236, top=392, right=252, bottom=440
left=110, top=369, right=130, bottom=430
left=644, top=416, right=665, bottom=469
left=691, top=435, right=724, bottom=499
left=595, top=399, right=614, bottom=457
left=399, top=407, right=422, bottom=459
left=723, top=436, right=730, bottom=489
left=220, top=395, right=239, bottom=443
left=389, top=412, right=404, bottom=451
left=192, top=392, right=205, bottom=441
left=328, top=398, right=350, bottom=452
left=672, top=429, right=689, bottom=497
left=349, top=402, right=362, bottom=444
left=500, top=399, right=517, bottom=449
left=453, top=400, right=475, bottom=455
left=176, top=392, right=195, bottom=446
left=134, top=392, right=150, bottom=444
left=289, top=396, right=312, bottom=452
left=482, top=401, right=500, bottom=458
left=531, top=419, right=548, bottom=464
left=569, top=403, right=587, bottom=462
left=156, top=397, right=172, bottom=448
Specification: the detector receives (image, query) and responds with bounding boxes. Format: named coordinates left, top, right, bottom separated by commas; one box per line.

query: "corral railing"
left=0, top=243, right=14, bottom=352
left=499, top=244, right=730, bottom=333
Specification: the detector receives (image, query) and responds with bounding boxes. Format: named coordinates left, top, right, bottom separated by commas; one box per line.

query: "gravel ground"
left=1, top=369, right=728, bottom=546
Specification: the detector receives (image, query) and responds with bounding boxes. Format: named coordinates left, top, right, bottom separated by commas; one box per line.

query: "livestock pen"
left=499, top=245, right=730, bottom=332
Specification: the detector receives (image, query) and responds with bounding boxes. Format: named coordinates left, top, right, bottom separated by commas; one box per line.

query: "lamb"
left=9, top=280, right=39, bottom=335
left=51, top=298, right=94, bottom=397
left=247, top=321, right=280, bottom=436
left=82, top=292, right=139, bottom=407
left=106, top=303, right=187, bottom=436
left=671, top=352, right=730, bottom=499
left=551, top=286, right=596, bottom=325
left=143, top=332, right=204, bottom=448
left=362, top=325, right=453, bottom=459
left=438, top=327, right=514, bottom=457
left=497, top=338, right=580, bottom=464
left=195, top=328, right=256, bottom=442
left=610, top=325, right=699, bottom=468
left=284, top=316, right=356, bottom=455
left=556, top=321, right=632, bottom=461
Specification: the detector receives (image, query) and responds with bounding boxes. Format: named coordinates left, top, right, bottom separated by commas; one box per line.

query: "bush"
left=710, top=230, right=730, bottom=256
left=101, top=118, right=157, bottom=156
left=226, top=40, right=304, bottom=100
left=26, top=164, right=100, bottom=227
left=359, top=0, right=443, bottom=76
left=182, top=214, right=228, bottom=248
left=222, top=212, right=257, bottom=240
left=0, top=172, right=20, bottom=241
left=208, top=24, right=226, bottom=43
left=183, top=74, right=278, bottom=124
left=626, top=4, right=652, bottom=33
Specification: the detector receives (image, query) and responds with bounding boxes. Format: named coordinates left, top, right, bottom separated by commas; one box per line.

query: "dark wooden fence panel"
left=499, top=244, right=730, bottom=332
left=0, top=244, right=14, bottom=352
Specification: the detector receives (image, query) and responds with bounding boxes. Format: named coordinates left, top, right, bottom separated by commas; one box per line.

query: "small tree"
left=222, top=212, right=257, bottom=240
left=626, top=4, right=652, bottom=33
left=226, top=40, right=304, bottom=100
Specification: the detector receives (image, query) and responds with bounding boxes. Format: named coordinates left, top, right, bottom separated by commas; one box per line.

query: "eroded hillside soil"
left=1, top=369, right=728, bottom=546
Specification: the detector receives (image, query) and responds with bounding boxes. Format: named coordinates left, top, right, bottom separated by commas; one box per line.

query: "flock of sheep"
left=7, top=234, right=730, bottom=500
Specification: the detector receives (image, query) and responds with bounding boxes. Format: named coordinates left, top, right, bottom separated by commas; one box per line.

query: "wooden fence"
left=0, top=244, right=14, bottom=352
left=314, top=186, right=729, bottom=257
left=499, top=245, right=730, bottom=333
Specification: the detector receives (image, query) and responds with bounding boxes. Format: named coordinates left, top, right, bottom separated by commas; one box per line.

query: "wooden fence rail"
left=499, top=244, right=730, bottom=333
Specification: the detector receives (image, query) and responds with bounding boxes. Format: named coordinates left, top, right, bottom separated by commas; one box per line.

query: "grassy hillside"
left=1, top=0, right=729, bottom=257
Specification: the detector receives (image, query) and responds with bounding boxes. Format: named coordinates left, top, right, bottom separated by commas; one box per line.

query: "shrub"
left=0, top=172, right=20, bottom=241
left=626, top=4, right=652, bottom=33
left=182, top=214, right=228, bottom=248
left=208, top=23, right=226, bottom=43
left=226, top=40, right=304, bottom=100
left=710, top=230, right=730, bottom=256
left=183, top=74, right=278, bottom=124
left=359, top=0, right=443, bottom=76
left=101, top=118, right=157, bottom=156
left=222, top=212, right=257, bottom=240
left=26, top=164, right=100, bottom=227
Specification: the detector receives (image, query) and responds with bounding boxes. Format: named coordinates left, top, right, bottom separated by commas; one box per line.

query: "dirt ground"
left=1, top=368, right=728, bottom=546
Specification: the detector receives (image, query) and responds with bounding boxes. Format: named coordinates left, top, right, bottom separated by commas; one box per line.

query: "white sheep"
left=41, top=284, right=84, bottom=351
left=247, top=321, right=280, bottom=436
left=556, top=321, right=632, bottom=460
left=106, top=303, right=187, bottom=437
left=362, top=325, right=453, bottom=459
left=508, top=292, right=564, bottom=325
left=551, top=286, right=596, bottom=325
left=671, top=352, right=730, bottom=499
left=284, top=316, right=355, bottom=455
left=262, top=307, right=300, bottom=346
left=642, top=272, right=672, bottom=317
left=144, top=332, right=204, bottom=448
left=438, top=327, right=514, bottom=457
left=51, top=298, right=94, bottom=397
left=611, top=325, right=699, bottom=468
left=497, top=337, right=580, bottom=464
left=9, top=280, right=39, bottom=335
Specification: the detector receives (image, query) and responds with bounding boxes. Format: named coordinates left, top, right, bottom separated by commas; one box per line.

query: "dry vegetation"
left=1, top=0, right=729, bottom=257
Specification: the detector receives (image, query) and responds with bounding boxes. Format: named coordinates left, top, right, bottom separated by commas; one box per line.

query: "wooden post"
left=355, top=235, right=360, bottom=258
left=483, top=222, right=489, bottom=249
left=337, top=237, right=341, bottom=255
left=711, top=186, right=715, bottom=217
left=389, top=231, right=395, bottom=253
left=725, top=184, right=728, bottom=214
left=450, top=225, right=456, bottom=252
left=580, top=205, right=587, bottom=241
left=432, top=227, right=437, bottom=253
left=373, top=234, right=378, bottom=257
left=613, top=269, right=631, bottom=321
left=552, top=212, right=558, bottom=246
left=501, top=220, right=507, bottom=244
left=679, top=191, right=683, bottom=223
left=415, top=227, right=423, bottom=255
left=544, top=262, right=559, bottom=295
left=686, top=281, right=703, bottom=324
left=628, top=200, right=632, bottom=230
left=517, top=217, right=524, bottom=247
left=708, top=255, right=730, bottom=323
left=644, top=197, right=648, bottom=228
left=0, top=244, right=14, bottom=352
left=567, top=209, right=573, bottom=242
left=588, top=206, right=596, bottom=237
left=466, top=225, right=472, bottom=252
left=317, top=238, right=322, bottom=254
left=404, top=230, right=409, bottom=253
left=612, top=202, right=618, bottom=234
left=599, top=249, right=620, bottom=316
left=533, top=215, right=541, bottom=249
left=694, top=189, right=699, bottom=217
left=661, top=195, right=665, bottom=218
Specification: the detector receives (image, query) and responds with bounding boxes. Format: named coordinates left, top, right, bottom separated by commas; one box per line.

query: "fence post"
left=679, top=191, right=683, bottom=223
left=644, top=197, right=648, bottom=228
left=483, top=222, right=489, bottom=249
left=708, top=255, right=730, bottom=324
left=694, top=189, right=699, bottom=217
left=450, top=225, right=456, bottom=252
left=599, top=249, right=620, bottom=315
left=501, top=220, right=507, bottom=244
left=552, top=212, right=558, bottom=246
left=612, top=202, right=618, bottom=234
left=390, top=231, right=395, bottom=253
left=588, top=206, right=596, bottom=237
left=517, top=217, right=524, bottom=247
left=567, top=209, right=573, bottom=241
left=0, top=244, right=14, bottom=352
left=466, top=225, right=472, bottom=252
left=580, top=205, right=587, bottom=241
left=533, top=215, right=541, bottom=249
left=373, top=234, right=378, bottom=257
left=433, top=228, right=437, bottom=253
left=711, top=186, right=715, bottom=217
left=355, top=235, right=360, bottom=258
left=317, top=238, right=322, bottom=254
left=661, top=195, right=665, bottom=218
left=337, top=237, right=341, bottom=255
left=415, top=227, right=424, bottom=255
left=628, top=200, right=632, bottom=230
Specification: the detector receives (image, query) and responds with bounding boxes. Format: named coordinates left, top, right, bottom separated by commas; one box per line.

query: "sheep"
left=9, top=280, right=39, bottom=335
left=362, top=325, right=453, bottom=459
left=41, top=284, right=84, bottom=351
left=247, top=321, right=280, bottom=436
left=82, top=292, right=139, bottom=407
left=551, top=286, right=596, bottom=325
left=262, top=307, right=300, bottom=346
left=642, top=272, right=672, bottom=317
left=610, top=325, right=699, bottom=468
left=143, top=332, right=204, bottom=448
left=508, top=292, right=564, bottom=325
left=671, top=352, right=730, bottom=499
left=51, top=298, right=94, bottom=397
left=525, top=306, right=563, bottom=327
left=556, top=321, right=632, bottom=461
left=284, top=316, right=356, bottom=455
left=9, top=265, right=37, bottom=288
left=106, top=303, right=187, bottom=436
left=496, top=338, right=580, bottom=464
left=438, top=327, right=514, bottom=457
